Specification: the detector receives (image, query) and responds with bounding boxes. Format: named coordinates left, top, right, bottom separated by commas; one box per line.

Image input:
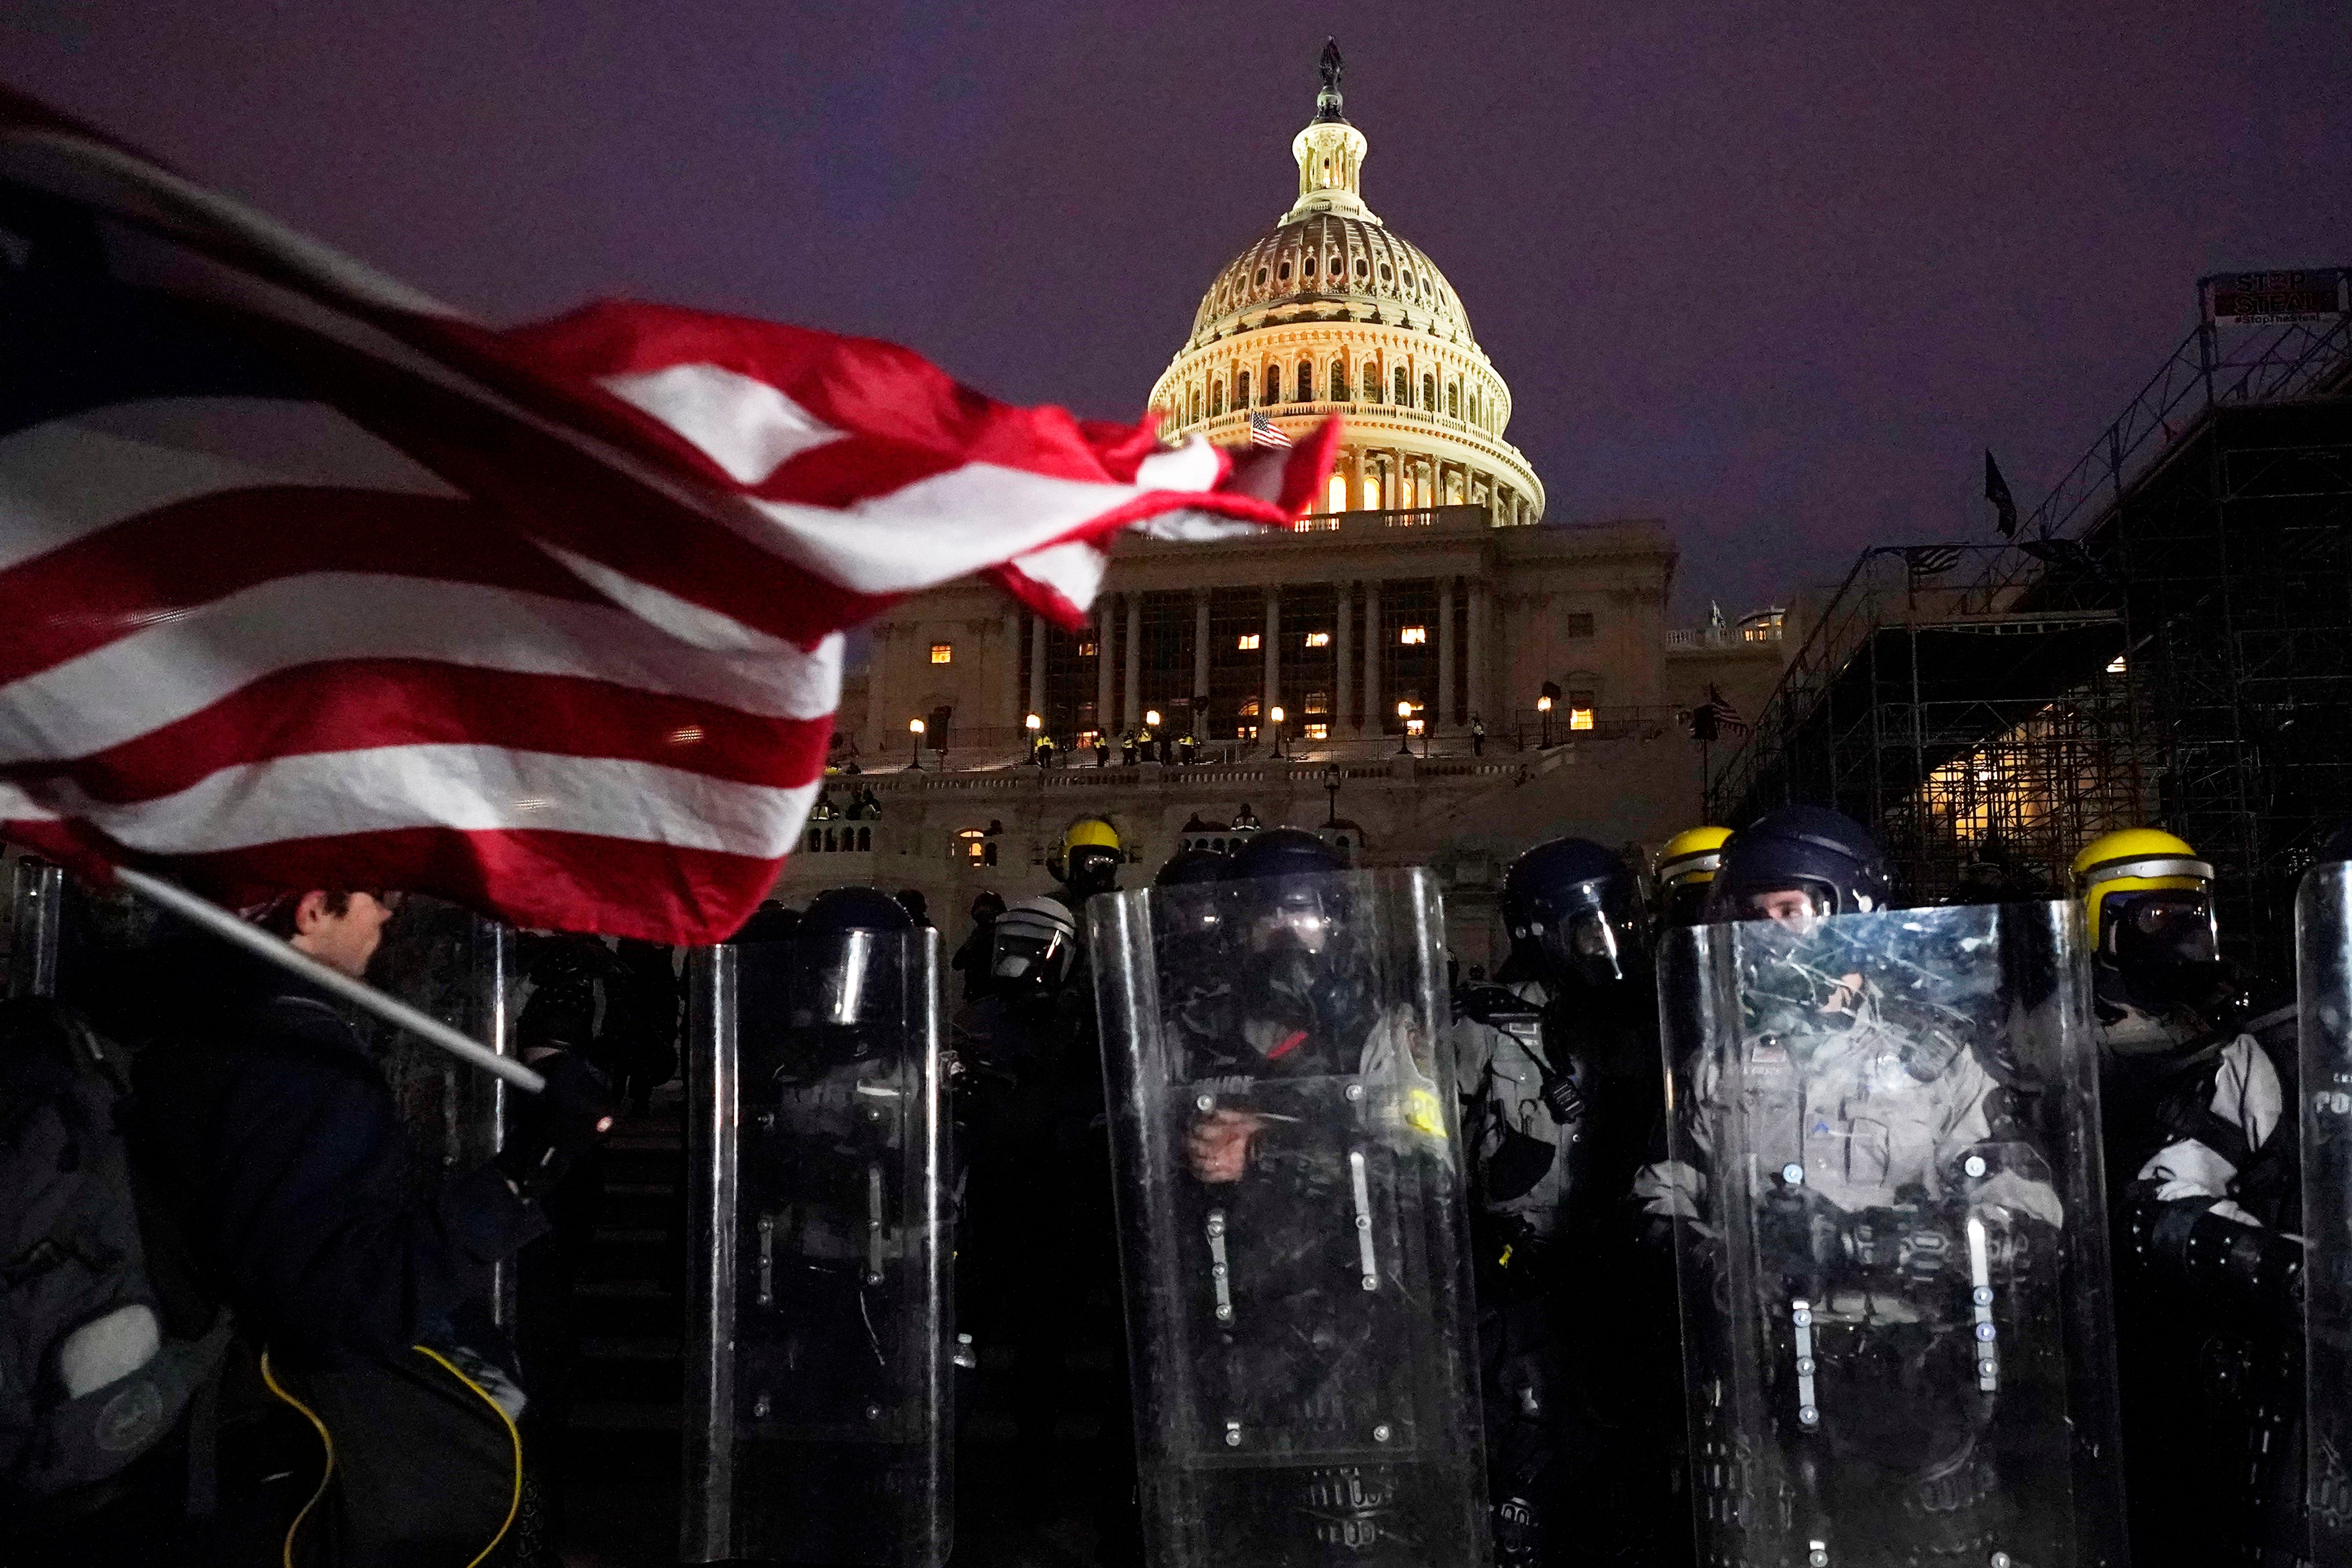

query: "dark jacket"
left=130, top=947, right=547, bottom=1368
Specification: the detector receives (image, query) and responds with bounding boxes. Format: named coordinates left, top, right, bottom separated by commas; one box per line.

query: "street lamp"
left=1536, top=693, right=1554, bottom=750
left=1269, top=705, right=1285, bottom=758
left=1396, top=700, right=1414, bottom=756
left=908, top=717, right=925, bottom=771
left=1323, top=763, right=1343, bottom=826
left=1025, top=711, right=1042, bottom=766
left=1145, top=708, right=1161, bottom=729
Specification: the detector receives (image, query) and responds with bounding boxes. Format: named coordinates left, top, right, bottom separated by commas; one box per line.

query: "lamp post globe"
left=1396, top=699, right=1414, bottom=756
left=1269, top=705, right=1285, bottom=758
left=908, top=717, right=925, bottom=771
left=1536, top=692, right=1554, bottom=750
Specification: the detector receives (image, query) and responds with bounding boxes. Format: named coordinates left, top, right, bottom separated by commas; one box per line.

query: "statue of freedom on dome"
left=1318, top=37, right=1344, bottom=96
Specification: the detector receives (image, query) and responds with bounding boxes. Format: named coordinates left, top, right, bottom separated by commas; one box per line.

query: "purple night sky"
left=7, top=2, right=2345, bottom=620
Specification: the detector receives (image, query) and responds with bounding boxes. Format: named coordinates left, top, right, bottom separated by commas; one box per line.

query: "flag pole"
left=114, top=868, right=546, bottom=1094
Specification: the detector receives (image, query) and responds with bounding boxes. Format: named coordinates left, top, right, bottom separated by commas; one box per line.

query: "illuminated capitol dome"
left=1149, top=43, right=1545, bottom=525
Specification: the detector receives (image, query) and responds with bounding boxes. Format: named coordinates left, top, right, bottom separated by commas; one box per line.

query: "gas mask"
left=2104, top=888, right=2233, bottom=1014
left=1064, top=846, right=1122, bottom=901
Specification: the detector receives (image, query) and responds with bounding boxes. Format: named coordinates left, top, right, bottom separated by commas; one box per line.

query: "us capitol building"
left=795, top=46, right=1789, bottom=963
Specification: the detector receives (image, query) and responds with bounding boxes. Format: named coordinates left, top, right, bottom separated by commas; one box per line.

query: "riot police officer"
left=2074, top=828, right=2304, bottom=1567
left=1098, top=828, right=1484, bottom=1567
left=1454, top=839, right=1677, bottom=1566
left=1645, top=806, right=2096, bottom=1568
left=681, top=884, right=951, bottom=1565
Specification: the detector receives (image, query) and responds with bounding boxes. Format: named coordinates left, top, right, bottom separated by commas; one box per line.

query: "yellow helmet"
left=1657, top=826, right=1733, bottom=889
left=2070, top=827, right=2212, bottom=952
left=1064, top=818, right=1121, bottom=855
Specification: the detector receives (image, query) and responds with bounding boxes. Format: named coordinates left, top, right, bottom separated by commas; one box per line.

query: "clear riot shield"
left=362, top=897, right=522, bottom=1325
left=2303, top=862, right=2352, bottom=1564
left=1659, top=901, right=2126, bottom=1568
left=1089, top=866, right=1488, bottom=1568
left=6, top=855, right=64, bottom=997
left=680, top=926, right=950, bottom=1567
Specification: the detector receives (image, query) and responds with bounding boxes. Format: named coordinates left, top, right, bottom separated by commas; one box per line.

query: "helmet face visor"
left=1248, top=887, right=1335, bottom=954
left=788, top=929, right=891, bottom=1030
left=1065, top=845, right=1122, bottom=898
left=2106, top=888, right=2217, bottom=967
left=1663, top=879, right=1715, bottom=929
left=1509, top=874, right=1639, bottom=985
left=991, top=927, right=1071, bottom=993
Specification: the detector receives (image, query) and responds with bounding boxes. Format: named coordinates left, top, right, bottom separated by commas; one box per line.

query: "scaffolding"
left=1714, top=285, right=2351, bottom=973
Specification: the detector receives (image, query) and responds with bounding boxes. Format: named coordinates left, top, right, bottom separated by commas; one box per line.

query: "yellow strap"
left=258, top=1349, right=334, bottom=1568
left=259, top=1344, right=524, bottom=1568
left=411, top=1345, right=525, bottom=1568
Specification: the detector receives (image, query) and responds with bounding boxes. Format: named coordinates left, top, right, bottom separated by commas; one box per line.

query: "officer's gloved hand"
left=496, top=1053, right=615, bottom=1200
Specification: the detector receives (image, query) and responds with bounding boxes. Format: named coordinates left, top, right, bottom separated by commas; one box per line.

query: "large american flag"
left=0, top=92, right=1338, bottom=944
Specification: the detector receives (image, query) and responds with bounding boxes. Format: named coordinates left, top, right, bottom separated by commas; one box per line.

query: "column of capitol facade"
left=809, top=48, right=1791, bottom=963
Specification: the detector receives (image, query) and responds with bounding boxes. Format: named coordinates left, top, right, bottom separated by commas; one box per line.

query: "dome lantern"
left=1289, top=38, right=1377, bottom=226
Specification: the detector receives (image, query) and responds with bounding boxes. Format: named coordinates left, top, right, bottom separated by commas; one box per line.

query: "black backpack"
left=0, top=996, right=230, bottom=1498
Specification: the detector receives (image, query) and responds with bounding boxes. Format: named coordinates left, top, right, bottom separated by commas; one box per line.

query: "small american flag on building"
left=1249, top=412, right=1295, bottom=449
left=0, top=89, right=1338, bottom=944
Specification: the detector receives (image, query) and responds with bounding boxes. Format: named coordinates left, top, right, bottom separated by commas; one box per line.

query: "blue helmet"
left=803, top=886, right=914, bottom=934
left=1706, top=805, right=1891, bottom=922
left=1155, top=847, right=1232, bottom=887
left=1501, top=838, right=1644, bottom=986
left=1226, top=827, right=1343, bottom=884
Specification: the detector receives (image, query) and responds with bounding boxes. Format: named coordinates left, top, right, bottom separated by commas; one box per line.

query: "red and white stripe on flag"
left=0, top=91, right=1339, bottom=943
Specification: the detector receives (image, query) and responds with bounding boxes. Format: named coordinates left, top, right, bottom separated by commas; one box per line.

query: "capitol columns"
left=1335, top=579, right=1354, bottom=732
left=1466, top=577, right=1489, bottom=729
left=1096, top=594, right=1117, bottom=740
left=1362, top=577, right=1382, bottom=734
left=1437, top=577, right=1457, bottom=729
left=1192, top=587, right=1212, bottom=729
left=1261, top=584, right=1281, bottom=732
left=1123, top=594, right=1143, bottom=733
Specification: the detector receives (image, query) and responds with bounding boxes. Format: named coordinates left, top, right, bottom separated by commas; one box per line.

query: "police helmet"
left=2071, top=827, right=2219, bottom=1005
left=790, top=886, right=913, bottom=1030
left=1707, top=806, right=1890, bottom=925
left=990, top=895, right=1077, bottom=996
left=1058, top=818, right=1124, bottom=900
left=1155, top=847, right=1231, bottom=887
left=1655, top=826, right=1733, bottom=929
left=1502, top=838, right=1646, bottom=986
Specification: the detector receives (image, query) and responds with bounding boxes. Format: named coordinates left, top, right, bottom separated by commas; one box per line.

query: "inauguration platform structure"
left=1713, top=280, right=2352, bottom=975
